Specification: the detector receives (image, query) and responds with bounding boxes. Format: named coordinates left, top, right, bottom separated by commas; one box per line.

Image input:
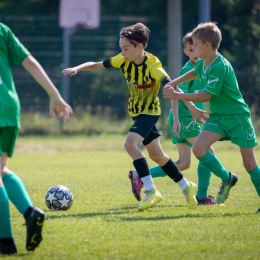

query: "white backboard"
left=59, top=0, right=100, bottom=29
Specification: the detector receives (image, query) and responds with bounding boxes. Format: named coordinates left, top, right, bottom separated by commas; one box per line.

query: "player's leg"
left=124, top=115, right=162, bottom=210
left=175, top=142, right=192, bottom=171
left=1, top=127, right=44, bottom=251
left=193, top=130, right=237, bottom=204
left=0, top=153, right=17, bottom=255
left=128, top=142, right=192, bottom=201
left=240, top=147, right=260, bottom=212
left=145, top=137, right=197, bottom=209
left=183, top=137, right=215, bottom=205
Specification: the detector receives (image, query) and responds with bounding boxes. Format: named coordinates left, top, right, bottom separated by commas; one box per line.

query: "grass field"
left=4, top=135, right=260, bottom=260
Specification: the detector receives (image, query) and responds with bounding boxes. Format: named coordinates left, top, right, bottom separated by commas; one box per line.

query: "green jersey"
left=0, top=23, right=30, bottom=128
left=194, top=54, right=249, bottom=114
left=168, top=60, right=205, bottom=122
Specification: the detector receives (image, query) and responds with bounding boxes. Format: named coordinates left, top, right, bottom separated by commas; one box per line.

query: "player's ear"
left=138, top=43, right=144, bottom=50
left=183, top=49, right=188, bottom=56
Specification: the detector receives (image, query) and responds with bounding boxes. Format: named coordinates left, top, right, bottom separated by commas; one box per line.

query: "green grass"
left=5, top=135, right=260, bottom=260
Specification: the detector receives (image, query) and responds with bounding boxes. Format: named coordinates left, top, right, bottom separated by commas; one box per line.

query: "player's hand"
left=62, top=68, right=77, bottom=76
left=189, top=106, right=209, bottom=125
left=163, top=84, right=178, bottom=99
left=172, top=121, right=181, bottom=138
left=49, top=96, right=73, bottom=123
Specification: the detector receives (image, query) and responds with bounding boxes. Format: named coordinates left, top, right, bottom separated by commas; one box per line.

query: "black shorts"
left=129, top=114, right=161, bottom=146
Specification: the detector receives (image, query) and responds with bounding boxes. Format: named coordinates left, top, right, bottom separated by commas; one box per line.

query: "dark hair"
left=182, top=32, right=193, bottom=48
left=120, top=23, right=150, bottom=48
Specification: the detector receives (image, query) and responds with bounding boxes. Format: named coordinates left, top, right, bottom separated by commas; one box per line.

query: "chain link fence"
left=2, top=15, right=260, bottom=134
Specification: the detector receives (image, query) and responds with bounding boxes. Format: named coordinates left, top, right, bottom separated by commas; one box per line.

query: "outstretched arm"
left=168, top=70, right=198, bottom=88
left=22, top=55, right=73, bottom=122
left=166, top=84, right=210, bottom=124
left=62, top=61, right=105, bottom=76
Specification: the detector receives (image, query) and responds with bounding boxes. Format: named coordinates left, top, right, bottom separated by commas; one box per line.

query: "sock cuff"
left=247, top=166, right=260, bottom=178
left=197, top=151, right=213, bottom=163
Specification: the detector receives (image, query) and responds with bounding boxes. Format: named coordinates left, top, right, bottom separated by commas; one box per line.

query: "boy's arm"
left=168, top=70, right=198, bottom=88
left=171, top=86, right=210, bottom=124
left=164, top=85, right=212, bottom=102
left=22, top=55, right=73, bottom=122
left=62, top=61, right=105, bottom=76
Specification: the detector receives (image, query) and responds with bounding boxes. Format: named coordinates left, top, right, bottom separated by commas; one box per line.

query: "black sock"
left=161, top=159, right=183, bottom=182
left=133, top=158, right=150, bottom=178
left=0, top=238, right=14, bottom=245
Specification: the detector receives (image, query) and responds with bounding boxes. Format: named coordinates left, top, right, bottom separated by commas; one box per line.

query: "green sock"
left=150, top=165, right=167, bottom=178
left=196, top=162, right=212, bottom=200
left=197, top=151, right=230, bottom=182
left=248, top=166, right=260, bottom=196
left=3, top=173, right=33, bottom=215
left=0, top=187, right=13, bottom=238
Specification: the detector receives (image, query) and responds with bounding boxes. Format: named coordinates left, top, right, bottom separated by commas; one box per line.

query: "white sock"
left=141, top=175, right=154, bottom=191
left=177, top=177, right=188, bottom=191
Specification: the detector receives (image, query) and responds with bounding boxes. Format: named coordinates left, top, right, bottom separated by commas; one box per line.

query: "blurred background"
left=1, top=0, right=260, bottom=136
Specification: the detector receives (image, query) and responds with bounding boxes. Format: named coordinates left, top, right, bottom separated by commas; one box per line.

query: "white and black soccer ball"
left=45, top=185, right=73, bottom=211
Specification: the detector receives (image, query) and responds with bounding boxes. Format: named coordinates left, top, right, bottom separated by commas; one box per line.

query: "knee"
left=124, top=140, right=134, bottom=153
left=243, top=159, right=257, bottom=172
left=192, top=145, right=202, bottom=158
left=176, top=160, right=190, bottom=171
left=149, top=152, right=161, bottom=163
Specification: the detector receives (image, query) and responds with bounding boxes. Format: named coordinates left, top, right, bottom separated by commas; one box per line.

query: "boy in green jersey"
left=128, top=32, right=216, bottom=205
left=0, top=23, right=73, bottom=255
left=163, top=22, right=260, bottom=213
left=62, top=23, right=204, bottom=211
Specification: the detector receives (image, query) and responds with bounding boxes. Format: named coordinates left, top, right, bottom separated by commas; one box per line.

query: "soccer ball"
left=45, top=185, right=73, bottom=211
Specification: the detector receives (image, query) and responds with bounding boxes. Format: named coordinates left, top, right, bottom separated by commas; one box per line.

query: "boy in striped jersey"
left=129, top=32, right=216, bottom=205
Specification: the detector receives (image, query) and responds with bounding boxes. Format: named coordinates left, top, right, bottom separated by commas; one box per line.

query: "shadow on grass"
left=44, top=203, right=253, bottom=221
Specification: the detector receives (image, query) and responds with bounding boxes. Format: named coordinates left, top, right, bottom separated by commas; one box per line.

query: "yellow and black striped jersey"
left=103, top=52, right=170, bottom=117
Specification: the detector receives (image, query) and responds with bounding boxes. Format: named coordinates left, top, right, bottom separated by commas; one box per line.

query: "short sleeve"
left=103, top=54, right=125, bottom=69
left=151, top=65, right=171, bottom=86
left=3, top=24, right=30, bottom=65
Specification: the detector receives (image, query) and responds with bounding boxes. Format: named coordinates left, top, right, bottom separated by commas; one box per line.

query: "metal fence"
left=2, top=15, right=260, bottom=134
left=3, top=15, right=167, bottom=119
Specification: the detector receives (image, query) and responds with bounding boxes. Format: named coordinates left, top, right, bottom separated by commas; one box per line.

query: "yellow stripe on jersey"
left=103, top=52, right=170, bottom=117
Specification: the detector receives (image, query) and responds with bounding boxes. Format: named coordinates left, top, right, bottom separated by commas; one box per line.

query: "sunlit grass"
left=5, top=136, right=260, bottom=259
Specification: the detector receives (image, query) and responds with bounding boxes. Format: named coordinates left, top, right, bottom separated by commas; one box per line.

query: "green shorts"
left=168, top=118, right=201, bottom=148
left=130, top=114, right=161, bottom=146
left=0, top=127, right=19, bottom=157
left=202, top=112, right=258, bottom=148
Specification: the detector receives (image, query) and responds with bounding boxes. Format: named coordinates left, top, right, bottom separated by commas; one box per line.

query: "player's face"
left=184, top=43, right=198, bottom=64
left=119, top=37, right=143, bottom=63
left=192, top=38, right=207, bottom=59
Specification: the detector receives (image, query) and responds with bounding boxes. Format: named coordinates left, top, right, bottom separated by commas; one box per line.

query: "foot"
left=128, top=170, right=143, bottom=201
left=183, top=182, right=198, bottom=209
left=216, top=172, right=238, bottom=204
left=0, top=243, right=17, bottom=255
left=25, top=207, right=45, bottom=251
left=197, top=195, right=217, bottom=205
left=138, top=188, right=162, bottom=211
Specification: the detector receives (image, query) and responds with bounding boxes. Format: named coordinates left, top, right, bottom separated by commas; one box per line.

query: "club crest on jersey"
left=206, top=76, right=219, bottom=88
